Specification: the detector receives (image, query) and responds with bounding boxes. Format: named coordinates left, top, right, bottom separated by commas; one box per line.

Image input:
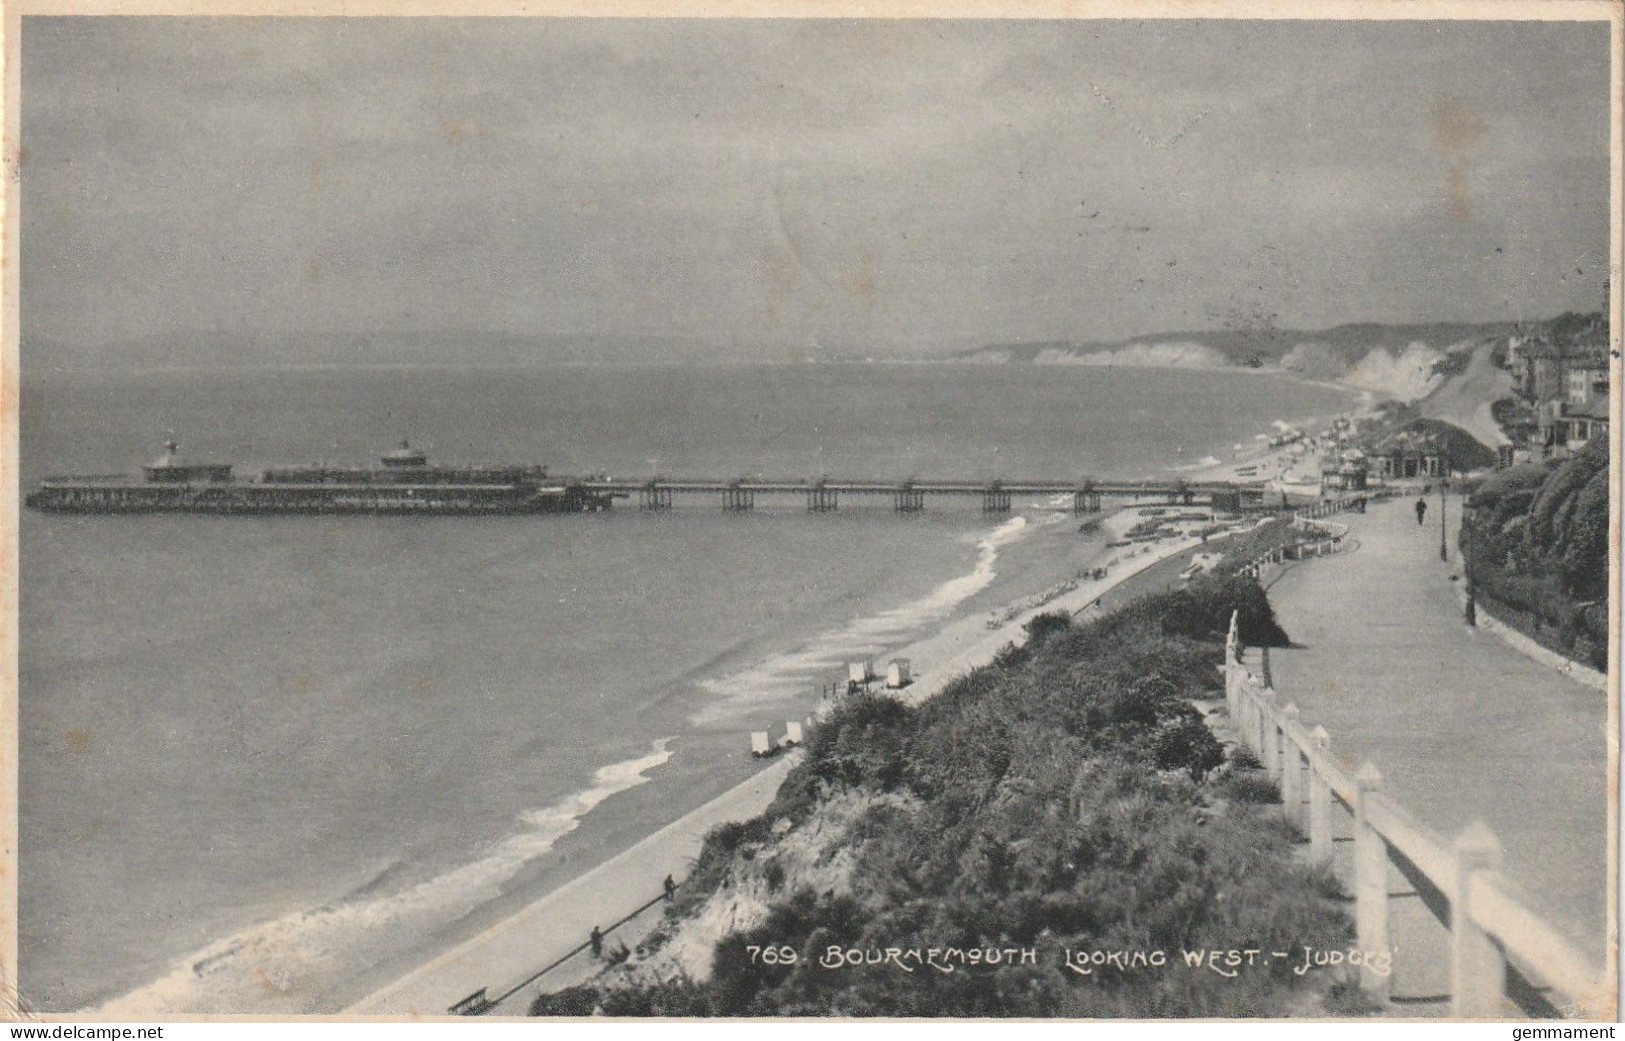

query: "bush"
left=1219, top=771, right=1281, bottom=805
left=1227, top=746, right=1264, bottom=771
left=1463, top=440, right=1611, bottom=670
left=1153, top=712, right=1227, bottom=782
left=1023, top=610, right=1073, bottom=644
left=1143, top=574, right=1291, bottom=648
left=537, top=579, right=1349, bottom=1018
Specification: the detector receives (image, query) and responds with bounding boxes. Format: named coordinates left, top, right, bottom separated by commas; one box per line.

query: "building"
left=141, top=441, right=233, bottom=483
left=1510, top=313, right=1609, bottom=459
left=1564, top=403, right=1609, bottom=451
left=1319, top=449, right=1369, bottom=494
left=1567, top=359, right=1609, bottom=409
left=1560, top=354, right=1610, bottom=451
left=1369, top=432, right=1446, bottom=481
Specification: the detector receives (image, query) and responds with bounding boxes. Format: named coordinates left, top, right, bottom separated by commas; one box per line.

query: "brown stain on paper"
left=1432, top=96, right=1487, bottom=222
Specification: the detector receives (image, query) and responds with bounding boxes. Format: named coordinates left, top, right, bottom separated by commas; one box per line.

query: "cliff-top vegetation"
left=1462, top=439, right=1610, bottom=670
left=533, top=575, right=1363, bottom=1018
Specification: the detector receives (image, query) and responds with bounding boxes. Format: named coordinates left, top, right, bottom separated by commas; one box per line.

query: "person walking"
left=1415, top=497, right=1428, bottom=526
left=663, top=874, right=677, bottom=902
left=589, top=926, right=603, bottom=960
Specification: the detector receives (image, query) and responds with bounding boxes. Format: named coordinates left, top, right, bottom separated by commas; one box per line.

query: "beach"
left=24, top=363, right=1360, bottom=1015
left=344, top=501, right=1272, bottom=1017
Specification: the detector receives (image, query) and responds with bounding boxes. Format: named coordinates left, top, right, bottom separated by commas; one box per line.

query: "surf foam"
left=691, top=514, right=1048, bottom=724
left=93, top=738, right=675, bottom=1015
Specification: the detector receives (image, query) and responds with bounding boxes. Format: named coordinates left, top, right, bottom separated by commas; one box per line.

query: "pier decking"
left=573, top=477, right=1263, bottom=514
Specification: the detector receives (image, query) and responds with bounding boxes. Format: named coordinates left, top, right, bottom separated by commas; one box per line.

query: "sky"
left=20, top=17, right=1615, bottom=367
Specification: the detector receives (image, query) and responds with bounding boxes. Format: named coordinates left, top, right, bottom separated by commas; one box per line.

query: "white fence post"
left=1261, top=694, right=1281, bottom=781
left=1225, top=612, right=1240, bottom=722
left=1254, top=682, right=1270, bottom=760
left=1308, top=725, right=1334, bottom=862
left=1354, top=761, right=1391, bottom=1003
left=1280, top=703, right=1303, bottom=832
left=1237, top=679, right=1255, bottom=755
left=1451, top=822, right=1508, bottom=1017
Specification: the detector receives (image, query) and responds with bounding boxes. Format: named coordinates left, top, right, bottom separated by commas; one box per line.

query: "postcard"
left=5, top=1, right=1619, bottom=1025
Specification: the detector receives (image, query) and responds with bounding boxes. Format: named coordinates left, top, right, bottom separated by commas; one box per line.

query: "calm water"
left=19, top=362, right=1354, bottom=1011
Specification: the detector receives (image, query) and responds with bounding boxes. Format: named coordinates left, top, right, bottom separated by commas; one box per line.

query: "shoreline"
left=84, top=395, right=1357, bottom=1018
left=344, top=502, right=1264, bottom=1017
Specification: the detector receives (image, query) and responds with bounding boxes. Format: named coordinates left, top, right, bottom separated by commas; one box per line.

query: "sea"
left=18, top=361, right=1356, bottom=1013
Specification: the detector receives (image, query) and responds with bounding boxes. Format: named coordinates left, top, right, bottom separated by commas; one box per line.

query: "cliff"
left=952, top=315, right=1607, bottom=407
left=533, top=577, right=1363, bottom=1018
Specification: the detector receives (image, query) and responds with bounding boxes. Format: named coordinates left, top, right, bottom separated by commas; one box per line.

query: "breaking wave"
left=94, top=738, right=675, bottom=1015
left=691, top=514, right=1045, bottom=723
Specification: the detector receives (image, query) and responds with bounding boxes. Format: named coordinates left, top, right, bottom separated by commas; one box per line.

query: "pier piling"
left=1072, top=489, right=1101, bottom=514
left=807, top=485, right=838, bottom=512
left=640, top=483, right=673, bottom=510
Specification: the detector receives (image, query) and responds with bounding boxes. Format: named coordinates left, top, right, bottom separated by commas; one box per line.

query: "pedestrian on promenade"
left=1415, top=497, right=1428, bottom=526
left=663, top=874, right=677, bottom=902
left=590, top=926, right=603, bottom=959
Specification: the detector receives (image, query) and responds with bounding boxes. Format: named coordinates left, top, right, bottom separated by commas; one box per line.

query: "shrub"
left=1148, top=574, right=1291, bottom=648
left=1219, top=771, right=1281, bottom=805
left=1154, top=712, right=1227, bottom=782
left=1227, top=746, right=1264, bottom=771
left=702, top=817, right=770, bottom=859
left=1463, top=441, right=1611, bottom=669
left=537, top=579, right=1349, bottom=1018
left=1023, top=610, right=1073, bottom=644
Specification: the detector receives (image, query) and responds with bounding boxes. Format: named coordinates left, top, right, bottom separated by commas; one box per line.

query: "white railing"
left=1223, top=613, right=1609, bottom=1018
left=1295, top=493, right=1373, bottom=521
left=1231, top=497, right=1365, bottom=579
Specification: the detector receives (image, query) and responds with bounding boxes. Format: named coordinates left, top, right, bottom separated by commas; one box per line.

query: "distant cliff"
left=953, top=319, right=1529, bottom=404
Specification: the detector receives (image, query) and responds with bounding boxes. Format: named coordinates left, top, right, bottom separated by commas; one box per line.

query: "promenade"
left=1262, top=493, right=1610, bottom=1010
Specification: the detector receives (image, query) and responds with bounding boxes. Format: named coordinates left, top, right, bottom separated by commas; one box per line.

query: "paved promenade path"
left=1263, top=494, right=1610, bottom=1009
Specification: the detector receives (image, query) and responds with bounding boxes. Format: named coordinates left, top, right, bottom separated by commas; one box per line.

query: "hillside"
left=531, top=577, right=1365, bottom=1018
left=1462, top=440, right=1611, bottom=669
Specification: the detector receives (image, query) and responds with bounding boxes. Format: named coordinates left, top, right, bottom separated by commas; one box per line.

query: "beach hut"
left=885, top=659, right=912, bottom=689
left=781, top=721, right=805, bottom=747
left=750, top=731, right=773, bottom=757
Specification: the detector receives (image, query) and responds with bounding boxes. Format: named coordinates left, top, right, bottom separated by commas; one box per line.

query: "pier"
left=571, top=477, right=1258, bottom=514
left=28, top=450, right=1264, bottom=518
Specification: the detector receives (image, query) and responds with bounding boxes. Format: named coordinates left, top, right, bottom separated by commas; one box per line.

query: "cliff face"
left=533, top=579, right=1358, bottom=1018
left=954, top=314, right=1602, bottom=407
left=605, top=787, right=916, bottom=988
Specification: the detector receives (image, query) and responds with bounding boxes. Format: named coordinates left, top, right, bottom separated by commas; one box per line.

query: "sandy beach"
left=340, top=392, right=1372, bottom=1019
left=62, top=374, right=1369, bottom=1020
left=72, top=386, right=1365, bottom=1020
left=345, top=501, right=1266, bottom=1017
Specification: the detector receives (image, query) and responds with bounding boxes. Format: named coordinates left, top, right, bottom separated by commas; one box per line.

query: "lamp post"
left=1438, top=455, right=1449, bottom=563
left=1461, top=497, right=1477, bottom=627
